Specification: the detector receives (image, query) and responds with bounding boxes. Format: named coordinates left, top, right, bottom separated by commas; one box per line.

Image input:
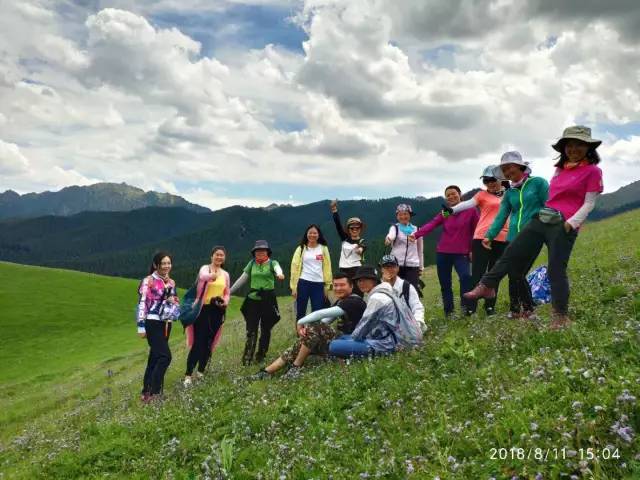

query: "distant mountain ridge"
left=0, top=182, right=210, bottom=219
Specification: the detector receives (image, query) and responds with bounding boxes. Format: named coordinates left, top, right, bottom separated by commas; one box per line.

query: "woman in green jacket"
left=290, top=224, right=332, bottom=323
left=482, top=151, right=549, bottom=319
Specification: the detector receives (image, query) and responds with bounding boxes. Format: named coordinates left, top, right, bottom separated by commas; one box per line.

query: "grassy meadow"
left=0, top=209, right=639, bottom=479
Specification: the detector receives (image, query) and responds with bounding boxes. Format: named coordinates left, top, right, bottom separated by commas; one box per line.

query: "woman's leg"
left=198, top=306, right=224, bottom=373
left=436, top=253, right=454, bottom=315
left=243, top=300, right=260, bottom=365
left=545, top=224, right=578, bottom=315
left=309, top=281, right=326, bottom=313
left=469, top=240, right=490, bottom=313
left=399, top=267, right=420, bottom=292
left=328, top=336, right=373, bottom=357
left=145, top=320, right=172, bottom=395
left=296, top=279, right=312, bottom=320
left=453, top=254, right=473, bottom=313
left=185, top=309, right=208, bottom=376
left=485, top=241, right=507, bottom=313
left=142, top=347, right=155, bottom=395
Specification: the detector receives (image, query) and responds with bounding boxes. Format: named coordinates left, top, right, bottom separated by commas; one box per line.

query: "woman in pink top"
left=411, top=185, right=479, bottom=317
left=450, top=165, right=510, bottom=316
left=465, top=126, right=604, bottom=330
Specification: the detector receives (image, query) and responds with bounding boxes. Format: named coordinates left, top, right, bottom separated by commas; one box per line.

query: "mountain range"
left=0, top=182, right=209, bottom=220
left=1, top=180, right=638, bottom=292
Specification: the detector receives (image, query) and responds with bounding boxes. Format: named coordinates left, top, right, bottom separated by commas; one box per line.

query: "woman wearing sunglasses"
left=447, top=166, right=511, bottom=316
left=330, top=199, right=366, bottom=291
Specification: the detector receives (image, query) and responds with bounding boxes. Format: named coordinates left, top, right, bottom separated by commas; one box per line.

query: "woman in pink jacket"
left=183, top=246, right=230, bottom=386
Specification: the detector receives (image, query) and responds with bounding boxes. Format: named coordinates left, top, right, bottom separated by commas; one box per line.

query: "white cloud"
left=0, top=140, right=30, bottom=175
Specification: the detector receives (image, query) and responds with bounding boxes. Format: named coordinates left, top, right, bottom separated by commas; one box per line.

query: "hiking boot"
left=463, top=283, right=496, bottom=301
left=282, top=366, right=302, bottom=380
left=549, top=312, right=572, bottom=331
left=249, top=369, right=272, bottom=381
left=242, top=333, right=258, bottom=366
left=183, top=376, right=193, bottom=387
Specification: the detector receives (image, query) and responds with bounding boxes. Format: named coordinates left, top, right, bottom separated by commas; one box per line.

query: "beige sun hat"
left=552, top=125, right=602, bottom=152
left=499, top=151, right=531, bottom=175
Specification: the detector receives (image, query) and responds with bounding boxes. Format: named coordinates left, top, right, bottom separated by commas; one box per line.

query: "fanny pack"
left=538, top=207, right=564, bottom=225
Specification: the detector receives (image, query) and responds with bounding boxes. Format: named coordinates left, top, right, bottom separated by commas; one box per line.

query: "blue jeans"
left=329, top=335, right=374, bottom=357
left=436, top=252, right=472, bottom=315
left=295, top=278, right=326, bottom=320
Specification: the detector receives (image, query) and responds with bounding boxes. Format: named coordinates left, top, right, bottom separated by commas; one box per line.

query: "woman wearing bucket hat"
left=183, top=246, right=230, bottom=387
left=330, top=199, right=366, bottom=288
left=411, top=186, right=479, bottom=317
left=230, top=240, right=285, bottom=365
left=290, top=225, right=333, bottom=322
left=384, top=203, right=424, bottom=293
left=465, top=126, right=604, bottom=330
left=481, top=152, right=549, bottom=319
left=446, top=165, right=510, bottom=316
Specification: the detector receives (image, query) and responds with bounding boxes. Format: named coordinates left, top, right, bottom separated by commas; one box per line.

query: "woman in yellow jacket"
left=290, top=224, right=333, bottom=323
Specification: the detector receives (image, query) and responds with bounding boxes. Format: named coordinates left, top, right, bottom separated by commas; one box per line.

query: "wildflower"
left=616, top=390, right=637, bottom=404
left=594, top=405, right=605, bottom=412
left=571, top=401, right=582, bottom=410
left=530, top=422, right=538, bottom=431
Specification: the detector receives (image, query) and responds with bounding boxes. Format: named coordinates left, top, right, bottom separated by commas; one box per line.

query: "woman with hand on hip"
left=290, top=224, right=332, bottom=323
left=465, top=126, right=604, bottom=330
left=183, top=246, right=230, bottom=386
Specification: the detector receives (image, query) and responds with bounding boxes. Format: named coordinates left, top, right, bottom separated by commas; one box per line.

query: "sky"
left=1, top=0, right=640, bottom=210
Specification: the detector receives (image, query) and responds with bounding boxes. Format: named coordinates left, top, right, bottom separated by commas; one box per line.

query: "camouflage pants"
left=280, top=324, right=336, bottom=365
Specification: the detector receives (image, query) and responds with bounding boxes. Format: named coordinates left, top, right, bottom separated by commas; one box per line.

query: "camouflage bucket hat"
left=552, top=125, right=602, bottom=152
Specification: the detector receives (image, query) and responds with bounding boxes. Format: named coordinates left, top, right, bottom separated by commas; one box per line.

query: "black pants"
left=143, top=320, right=172, bottom=395
left=469, top=239, right=506, bottom=313
left=241, top=293, right=280, bottom=364
left=399, top=266, right=420, bottom=292
left=340, top=266, right=362, bottom=296
left=482, top=217, right=577, bottom=315
left=186, top=304, right=224, bottom=375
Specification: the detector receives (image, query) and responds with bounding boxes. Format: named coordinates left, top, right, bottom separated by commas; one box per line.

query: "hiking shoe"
left=249, top=369, right=272, bottom=381
left=549, top=312, right=572, bottom=331
left=521, top=310, right=539, bottom=321
left=282, top=366, right=302, bottom=380
left=195, top=371, right=205, bottom=380
left=507, top=311, right=521, bottom=320
left=183, top=376, right=193, bottom=387
left=463, top=283, right=496, bottom=301
left=485, top=307, right=496, bottom=316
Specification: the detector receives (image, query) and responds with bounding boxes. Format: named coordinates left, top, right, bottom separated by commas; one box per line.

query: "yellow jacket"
left=289, top=244, right=333, bottom=294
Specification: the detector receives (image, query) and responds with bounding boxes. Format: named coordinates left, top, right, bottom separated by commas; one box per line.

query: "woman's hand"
left=564, top=221, right=573, bottom=233
left=482, top=238, right=492, bottom=250
left=384, top=237, right=392, bottom=246
left=408, top=234, right=416, bottom=243
left=138, top=332, right=146, bottom=338
left=297, top=325, right=307, bottom=337
left=330, top=199, right=338, bottom=213
left=292, top=291, right=297, bottom=299
left=276, top=273, right=285, bottom=281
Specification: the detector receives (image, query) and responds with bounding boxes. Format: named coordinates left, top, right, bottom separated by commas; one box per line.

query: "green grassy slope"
left=1, top=210, right=639, bottom=479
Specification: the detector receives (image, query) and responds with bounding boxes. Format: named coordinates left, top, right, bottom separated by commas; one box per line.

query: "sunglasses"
left=348, top=225, right=361, bottom=230
left=482, top=177, right=498, bottom=184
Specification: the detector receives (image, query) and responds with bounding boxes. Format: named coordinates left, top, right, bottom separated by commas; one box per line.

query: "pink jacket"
left=185, top=265, right=230, bottom=352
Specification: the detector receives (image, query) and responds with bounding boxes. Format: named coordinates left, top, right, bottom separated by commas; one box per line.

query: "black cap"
left=379, top=254, right=399, bottom=267
left=352, top=265, right=379, bottom=282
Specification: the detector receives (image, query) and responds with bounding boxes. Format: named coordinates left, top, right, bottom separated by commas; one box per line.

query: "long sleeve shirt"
left=413, top=208, right=479, bottom=255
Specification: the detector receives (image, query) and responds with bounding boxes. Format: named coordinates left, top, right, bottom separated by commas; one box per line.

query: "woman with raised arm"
left=330, top=199, right=366, bottom=290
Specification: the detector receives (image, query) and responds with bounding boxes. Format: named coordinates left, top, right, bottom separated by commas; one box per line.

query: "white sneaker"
left=183, top=376, right=193, bottom=387
left=195, top=371, right=205, bottom=380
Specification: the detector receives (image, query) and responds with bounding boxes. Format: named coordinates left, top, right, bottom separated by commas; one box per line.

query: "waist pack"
left=538, top=207, right=564, bottom=225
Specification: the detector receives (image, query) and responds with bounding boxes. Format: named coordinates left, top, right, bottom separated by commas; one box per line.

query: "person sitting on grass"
left=328, top=265, right=423, bottom=358
left=251, top=273, right=366, bottom=380
left=379, top=254, right=427, bottom=334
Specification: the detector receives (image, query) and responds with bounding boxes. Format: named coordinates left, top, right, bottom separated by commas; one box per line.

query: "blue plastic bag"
left=527, top=265, right=551, bottom=305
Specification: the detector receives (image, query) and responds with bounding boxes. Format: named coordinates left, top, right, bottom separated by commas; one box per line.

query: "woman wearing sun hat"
left=330, top=199, right=366, bottom=288
left=384, top=203, right=424, bottom=293
left=465, top=126, right=604, bottom=330
left=230, top=240, right=285, bottom=365
left=481, top=152, right=549, bottom=319
left=447, top=165, right=511, bottom=316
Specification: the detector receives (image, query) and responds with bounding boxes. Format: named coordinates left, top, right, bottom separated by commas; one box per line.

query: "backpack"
left=527, top=265, right=551, bottom=305
left=400, top=279, right=411, bottom=307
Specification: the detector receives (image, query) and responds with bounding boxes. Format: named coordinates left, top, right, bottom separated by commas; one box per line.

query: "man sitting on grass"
left=251, top=273, right=366, bottom=380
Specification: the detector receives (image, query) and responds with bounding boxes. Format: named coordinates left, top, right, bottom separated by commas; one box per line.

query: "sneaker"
left=549, top=312, right=572, bottom=331
left=463, top=283, right=496, bottom=301
left=521, top=310, right=539, bottom=321
left=249, top=369, right=272, bottom=381
left=141, top=392, right=151, bottom=403
left=485, top=307, right=496, bottom=316
left=282, top=366, right=302, bottom=380
left=195, top=371, right=205, bottom=380
left=507, top=311, right=521, bottom=320
left=183, top=376, right=193, bottom=387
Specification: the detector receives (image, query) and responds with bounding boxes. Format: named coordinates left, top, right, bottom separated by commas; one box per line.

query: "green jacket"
left=486, top=176, right=549, bottom=242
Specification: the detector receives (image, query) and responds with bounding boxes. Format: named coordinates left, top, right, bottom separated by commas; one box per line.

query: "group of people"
left=135, top=125, right=604, bottom=401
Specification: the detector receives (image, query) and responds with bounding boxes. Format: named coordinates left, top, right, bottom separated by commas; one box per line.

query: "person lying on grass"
left=251, top=273, right=366, bottom=380
left=328, top=265, right=424, bottom=358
